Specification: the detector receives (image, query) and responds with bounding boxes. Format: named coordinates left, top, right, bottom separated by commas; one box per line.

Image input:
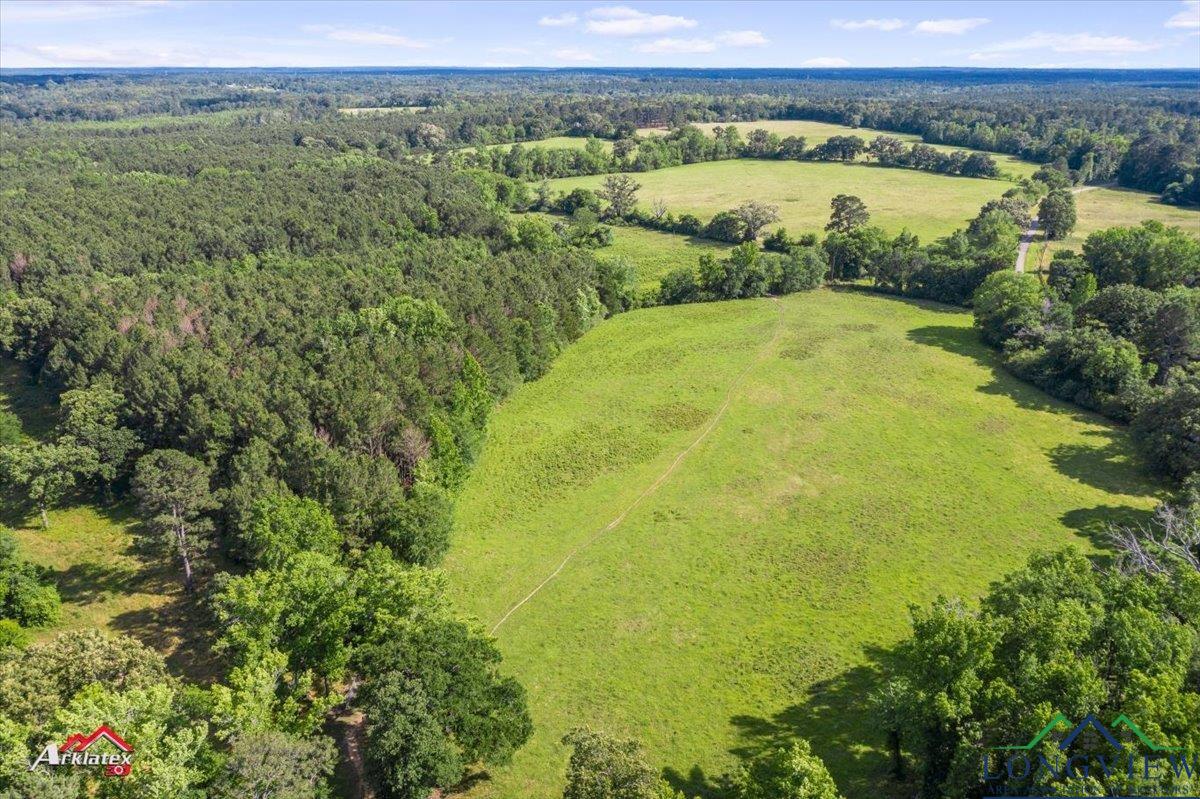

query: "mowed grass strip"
left=444, top=289, right=1160, bottom=799
left=636, top=119, right=1040, bottom=180
left=546, top=160, right=1018, bottom=243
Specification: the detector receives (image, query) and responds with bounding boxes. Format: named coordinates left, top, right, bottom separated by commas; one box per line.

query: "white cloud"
left=9, top=40, right=230, bottom=67
left=633, top=29, right=768, bottom=54
left=552, top=47, right=598, bottom=61
left=302, top=25, right=434, bottom=49
left=802, top=56, right=851, bottom=67
left=831, top=18, right=906, bottom=32
left=1166, top=0, right=1200, bottom=28
left=635, top=37, right=717, bottom=54
left=0, top=0, right=168, bottom=23
left=969, top=31, right=1161, bottom=59
left=716, top=30, right=768, bottom=47
left=489, top=46, right=531, bottom=55
left=538, top=12, right=577, bottom=27
left=585, top=6, right=697, bottom=36
left=914, top=18, right=990, bottom=35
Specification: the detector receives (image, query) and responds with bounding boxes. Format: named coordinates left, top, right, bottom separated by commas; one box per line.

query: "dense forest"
left=0, top=67, right=1197, bottom=799
left=3, top=67, right=1198, bottom=202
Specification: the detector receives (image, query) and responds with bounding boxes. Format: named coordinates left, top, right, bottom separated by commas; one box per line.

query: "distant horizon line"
left=3, top=65, right=1199, bottom=73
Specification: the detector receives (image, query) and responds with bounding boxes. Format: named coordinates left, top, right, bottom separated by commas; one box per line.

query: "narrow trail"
left=1014, top=184, right=1105, bottom=272
left=489, top=298, right=786, bottom=635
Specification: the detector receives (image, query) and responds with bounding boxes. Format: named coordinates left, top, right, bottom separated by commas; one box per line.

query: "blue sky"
left=1, top=0, right=1198, bottom=69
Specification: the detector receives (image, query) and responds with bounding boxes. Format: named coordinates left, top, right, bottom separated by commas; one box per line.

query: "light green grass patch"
left=476, top=136, right=613, bottom=153
left=1034, top=186, right=1200, bottom=264
left=600, top=225, right=733, bottom=289
left=547, top=160, right=1019, bottom=243
left=636, top=119, right=1039, bottom=181
left=445, top=289, right=1160, bottom=799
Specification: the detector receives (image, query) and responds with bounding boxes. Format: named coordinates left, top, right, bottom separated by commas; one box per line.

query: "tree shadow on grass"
left=1047, top=434, right=1155, bottom=496
left=906, top=325, right=1112, bottom=420
left=110, top=587, right=222, bottom=683
left=1060, top=504, right=1158, bottom=569
left=661, top=763, right=725, bottom=799
left=665, top=648, right=912, bottom=799
left=828, top=284, right=966, bottom=314
left=53, top=561, right=144, bottom=605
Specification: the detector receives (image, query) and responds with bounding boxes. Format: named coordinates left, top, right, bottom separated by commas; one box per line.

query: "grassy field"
left=599, top=225, right=733, bottom=289
left=0, top=360, right=216, bottom=678
left=547, top=160, right=1018, bottom=242
left=444, top=289, right=1161, bottom=799
left=636, top=119, right=1040, bottom=181
left=474, top=136, right=613, bottom=153
left=1021, top=186, right=1200, bottom=270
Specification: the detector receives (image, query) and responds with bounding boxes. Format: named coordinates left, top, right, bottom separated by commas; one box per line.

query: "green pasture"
left=444, top=289, right=1161, bottom=799
left=599, top=225, right=733, bottom=289
left=546, top=160, right=1019, bottom=242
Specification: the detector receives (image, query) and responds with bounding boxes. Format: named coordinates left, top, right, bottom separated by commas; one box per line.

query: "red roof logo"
left=60, top=726, right=133, bottom=754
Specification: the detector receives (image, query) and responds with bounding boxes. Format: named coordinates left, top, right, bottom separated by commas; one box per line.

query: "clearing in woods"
left=444, top=289, right=1160, bottom=799
left=546, top=159, right=1021, bottom=242
left=0, top=360, right=218, bottom=679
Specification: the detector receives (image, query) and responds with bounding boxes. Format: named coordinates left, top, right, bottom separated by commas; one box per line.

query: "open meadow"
left=597, top=224, right=733, bottom=288
left=444, top=289, right=1161, bottom=799
left=547, top=159, right=1019, bottom=242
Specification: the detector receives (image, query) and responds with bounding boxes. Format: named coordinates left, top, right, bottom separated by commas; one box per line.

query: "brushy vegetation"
left=445, top=289, right=1161, bottom=799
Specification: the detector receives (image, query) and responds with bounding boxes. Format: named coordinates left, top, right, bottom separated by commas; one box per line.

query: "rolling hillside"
left=444, top=289, right=1161, bottom=799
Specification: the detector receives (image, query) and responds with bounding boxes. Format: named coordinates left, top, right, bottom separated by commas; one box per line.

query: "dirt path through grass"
left=489, top=298, right=786, bottom=635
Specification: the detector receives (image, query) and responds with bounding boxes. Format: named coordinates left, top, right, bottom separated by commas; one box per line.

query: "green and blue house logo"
left=981, top=713, right=1196, bottom=798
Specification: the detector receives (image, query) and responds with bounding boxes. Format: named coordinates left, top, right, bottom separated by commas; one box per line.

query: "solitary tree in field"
left=826, top=194, right=870, bottom=234
left=598, top=174, right=641, bottom=219
left=733, top=200, right=781, bottom=241
left=132, top=449, right=216, bottom=592
left=1038, top=189, right=1077, bottom=240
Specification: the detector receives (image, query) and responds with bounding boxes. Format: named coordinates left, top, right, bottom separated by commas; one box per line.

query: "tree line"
left=453, top=127, right=1003, bottom=182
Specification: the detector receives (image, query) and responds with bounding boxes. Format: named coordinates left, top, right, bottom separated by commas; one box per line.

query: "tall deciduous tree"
left=57, top=385, right=139, bottom=491
left=1038, top=188, right=1077, bottom=240
left=131, top=449, right=216, bottom=591
left=213, top=730, right=336, bottom=799
left=734, top=740, right=844, bottom=799
left=733, top=200, right=781, bottom=242
left=0, top=442, right=96, bottom=528
left=825, top=194, right=870, bottom=234
left=598, top=174, right=641, bottom=219
left=561, top=727, right=662, bottom=799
